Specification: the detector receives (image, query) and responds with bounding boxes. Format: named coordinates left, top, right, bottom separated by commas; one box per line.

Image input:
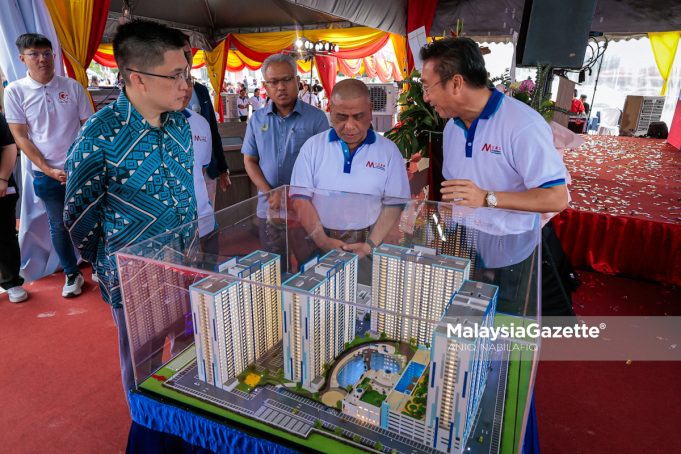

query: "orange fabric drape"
left=337, top=58, right=363, bottom=76
left=44, top=0, right=110, bottom=92
left=363, top=56, right=378, bottom=78
left=390, top=33, right=408, bottom=79
left=374, top=57, right=393, bottom=82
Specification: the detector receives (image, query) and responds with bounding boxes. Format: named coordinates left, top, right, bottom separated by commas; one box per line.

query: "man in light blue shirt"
left=242, top=53, right=328, bottom=259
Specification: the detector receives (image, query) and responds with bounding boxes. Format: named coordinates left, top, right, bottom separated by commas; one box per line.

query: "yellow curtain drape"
left=304, top=27, right=387, bottom=48
left=43, top=0, right=93, bottom=91
left=390, top=33, right=408, bottom=79
left=649, top=31, right=681, bottom=95
left=204, top=39, right=228, bottom=112
left=231, top=26, right=388, bottom=54
left=297, top=59, right=312, bottom=73
left=192, top=50, right=206, bottom=68
left=97, top=43, right=114, bottom=57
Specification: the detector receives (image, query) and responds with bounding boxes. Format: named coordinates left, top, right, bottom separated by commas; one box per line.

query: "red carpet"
left=0, top=267, right=129, bottom=454
left=535, top=270, right=681, bottom=454
left=553, top=136, right=681, bottom=286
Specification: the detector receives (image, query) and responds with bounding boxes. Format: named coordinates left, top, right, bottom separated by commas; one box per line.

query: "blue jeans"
left=33, top=171, right=79, bottom=275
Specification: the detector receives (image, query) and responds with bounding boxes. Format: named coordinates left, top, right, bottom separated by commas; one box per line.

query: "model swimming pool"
left=336, top=351, right=400, bottom=388
left=394, top=362, right=426, bottom=394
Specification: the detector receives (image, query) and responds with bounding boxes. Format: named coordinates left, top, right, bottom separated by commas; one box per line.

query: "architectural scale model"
left=281, top=250, right=358, bottom=389
left=170, top=243, right=507, bottom=454
left=189, top=250, right=281, bottom=390
left=371, top=244, right=470, bottom=345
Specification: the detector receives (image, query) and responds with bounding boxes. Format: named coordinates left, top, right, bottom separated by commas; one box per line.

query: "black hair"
left=419, top=37, right=488, bottom=88
left=113, top=20, right=188, bottom=83
left=16, top=33, right=52, bottom=52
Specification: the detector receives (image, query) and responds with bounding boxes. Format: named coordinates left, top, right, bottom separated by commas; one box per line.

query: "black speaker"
left=516, top=0, right=597, bottom=69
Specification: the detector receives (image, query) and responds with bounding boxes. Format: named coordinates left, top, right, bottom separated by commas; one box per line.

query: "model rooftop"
left=192, top=250, right=281, bottom=294
left=435, top=280, right=499, bottom=335
left=282, top=250, right=357, bottom=292
left=374, top=244, right=470, bottom=270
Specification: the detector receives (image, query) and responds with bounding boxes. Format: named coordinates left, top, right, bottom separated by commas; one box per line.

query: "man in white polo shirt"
left=419, top=37, right=568, bottom=213
left=4, top=33, right=93, bottom=297
left=420, top=37, right=577, bottom=316
left=290, top=78, right=410, bottom=261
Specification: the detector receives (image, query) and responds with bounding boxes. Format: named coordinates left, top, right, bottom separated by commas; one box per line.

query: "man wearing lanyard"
left=242, top=53, right=328, bottom=262
left=64, top=20, right=197, bottom=393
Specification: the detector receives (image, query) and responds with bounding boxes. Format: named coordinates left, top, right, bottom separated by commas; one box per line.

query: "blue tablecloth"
left=128, top=390, right=539, bottom=453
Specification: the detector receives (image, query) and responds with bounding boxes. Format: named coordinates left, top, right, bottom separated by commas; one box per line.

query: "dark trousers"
left=0, top=191, right=23, bottom=290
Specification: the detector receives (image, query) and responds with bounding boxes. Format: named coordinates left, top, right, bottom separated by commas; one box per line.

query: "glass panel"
left=116, top=185, right=541, bottom=454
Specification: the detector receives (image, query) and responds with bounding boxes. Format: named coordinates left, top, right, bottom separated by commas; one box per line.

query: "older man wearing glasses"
left=4, top=33, right=93, bottom=298
left=63, top=20, right=196, bottom=394
left=242, top=53, right=329, bottom=262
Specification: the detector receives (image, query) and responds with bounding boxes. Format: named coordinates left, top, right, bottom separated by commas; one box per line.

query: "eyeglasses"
left=265, top=76, right=295, bottom=87
left=22, top=51, right=54, bottom=60
left=125, top=66, right=191, bottom=84
left=422, top=76, right=451, bottom=95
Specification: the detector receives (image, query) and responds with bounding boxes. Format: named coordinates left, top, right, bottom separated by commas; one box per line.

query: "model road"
left=168, top=364, right=438, bottom=453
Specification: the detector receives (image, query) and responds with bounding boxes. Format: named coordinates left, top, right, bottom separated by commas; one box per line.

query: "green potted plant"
left=385, top=70, right=447, bottom=200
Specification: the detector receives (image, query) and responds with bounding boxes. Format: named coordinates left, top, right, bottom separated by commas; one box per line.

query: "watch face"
left=487, top=192, right=497, bottom=207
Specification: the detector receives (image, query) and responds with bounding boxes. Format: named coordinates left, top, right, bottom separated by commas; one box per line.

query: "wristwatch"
left=485, top=191, right=497, bottom=208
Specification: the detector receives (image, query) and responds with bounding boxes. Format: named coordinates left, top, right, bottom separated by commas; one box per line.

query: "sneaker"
left=63, top=272, right=85, bottom=298
left=7, top=286, right=28, bottom=303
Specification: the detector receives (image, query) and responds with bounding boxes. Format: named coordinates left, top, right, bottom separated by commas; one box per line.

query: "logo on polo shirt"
left=366, top=161, right=386, bottom=171
left=193, top=134, right=208, bottom=143
left=481, top=143, right=502, bottom=155
left=58, top=91, right=70, bottom=103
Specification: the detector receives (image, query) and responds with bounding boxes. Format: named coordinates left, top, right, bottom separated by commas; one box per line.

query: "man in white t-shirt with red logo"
left=4, top=33, right=93, bottom=297
left=181, top=82, right=214, bottom=238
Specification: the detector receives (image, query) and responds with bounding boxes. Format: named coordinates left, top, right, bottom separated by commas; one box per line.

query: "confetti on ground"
left=564, top=136, right=681, bottom=224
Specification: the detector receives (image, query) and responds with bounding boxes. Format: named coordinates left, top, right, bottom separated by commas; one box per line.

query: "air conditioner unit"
left=620, top=95, right=665, bottom=136
left=221, top=93, right=239, bottom=121
left=367, top=83, right=398, bottom=132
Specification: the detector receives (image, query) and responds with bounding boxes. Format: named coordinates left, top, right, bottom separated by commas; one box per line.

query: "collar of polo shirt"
left=25, top=71, right=57, bottom=89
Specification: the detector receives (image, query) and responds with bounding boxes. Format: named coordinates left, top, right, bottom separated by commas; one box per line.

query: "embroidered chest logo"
left=58, top=91, right=70, bottom=103
left=193, top=134, right=208, bottom=143
left=481, top=143, right=502, bottom=155
left=366, top=161, right=386, bottom=171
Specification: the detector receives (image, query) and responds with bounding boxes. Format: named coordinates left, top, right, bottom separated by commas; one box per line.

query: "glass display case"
left=116, top=185, right=541, bottom=454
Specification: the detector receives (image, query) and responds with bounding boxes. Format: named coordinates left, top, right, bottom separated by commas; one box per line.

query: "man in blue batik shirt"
left=64, top=20, right=196, bottom=394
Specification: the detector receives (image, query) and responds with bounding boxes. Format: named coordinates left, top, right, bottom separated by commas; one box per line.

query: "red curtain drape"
left=63, top=0, right=109, bottom=79
left=315, top=55, right=337, bottom=104
left=407, top=0, right=439, bottom=72
left=92, top=51, right=116, bottom=68
left=552, top=209, right=681, bottom=287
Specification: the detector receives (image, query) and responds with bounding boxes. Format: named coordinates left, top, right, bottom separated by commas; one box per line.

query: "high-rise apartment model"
left=282, top=250, right=358, bottom=389
left=371, top=244, right=470, bottom=345
left=189, top=250, right=281, bottom=390
left=426, top=280, right=498, bottom=454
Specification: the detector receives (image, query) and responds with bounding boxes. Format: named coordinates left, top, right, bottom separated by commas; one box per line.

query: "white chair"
left=597, top=108, right=621, bottom=135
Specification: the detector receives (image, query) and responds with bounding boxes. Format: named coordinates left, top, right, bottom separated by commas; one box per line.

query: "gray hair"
left=261, top=53, right=297, bottom=77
